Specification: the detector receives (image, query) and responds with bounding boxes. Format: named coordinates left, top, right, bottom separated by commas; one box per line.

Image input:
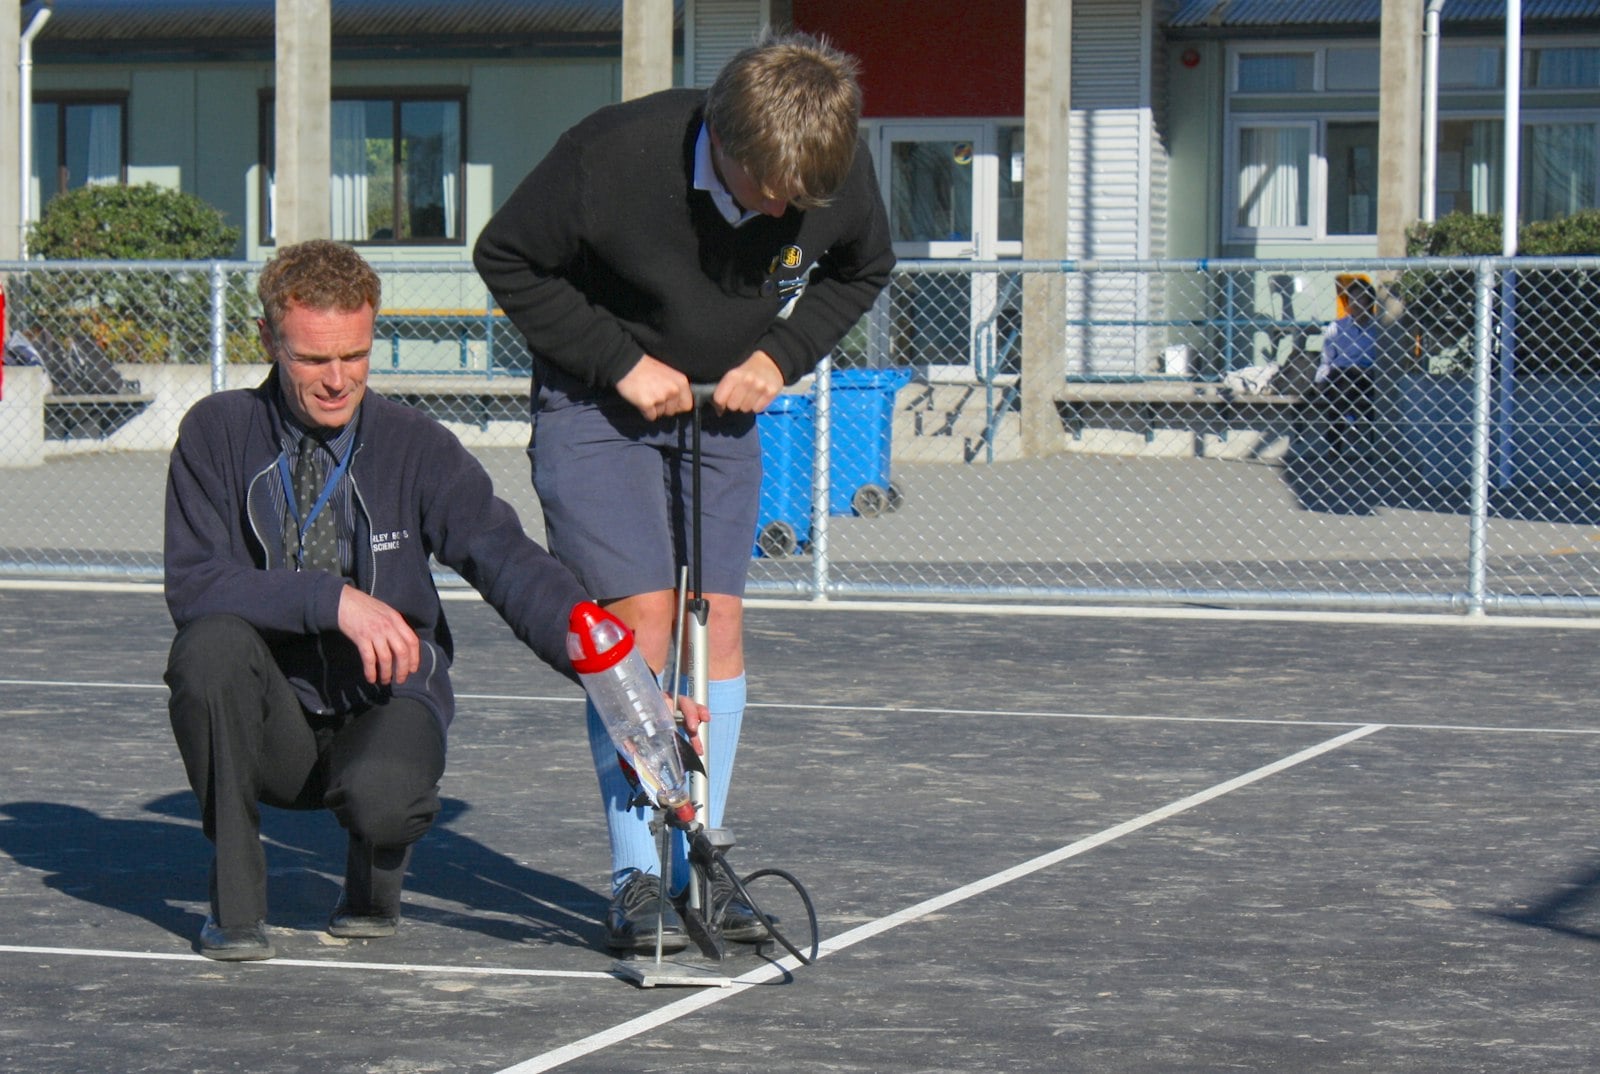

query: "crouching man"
left=162, top=240, right=687, bottom=960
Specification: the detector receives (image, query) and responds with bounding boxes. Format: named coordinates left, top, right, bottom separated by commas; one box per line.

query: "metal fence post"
left=811, top=356, right=831, bottom=602
left=1466, top=259, right=1495, bottom=616
left=209, top=261, right=227, bottom=394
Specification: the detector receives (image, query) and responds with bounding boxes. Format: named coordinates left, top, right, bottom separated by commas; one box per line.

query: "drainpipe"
left=1422, top=0, right=1446, bottom=222
left=18, top=1, right=52, bottom=259
left=1502, top=0, right=1521, bottom=257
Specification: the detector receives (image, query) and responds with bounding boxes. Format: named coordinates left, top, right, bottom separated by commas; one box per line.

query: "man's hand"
left=713, top=351, right=784, bottom=413
left=672, top=692, right=710, bottom=753
left=337, top=586, right=421, bottom=686
left=616, top=355, right=693, bottom=420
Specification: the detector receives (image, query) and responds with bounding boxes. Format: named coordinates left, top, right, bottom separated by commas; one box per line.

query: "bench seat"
left=44, top=392, right=155, bottom=440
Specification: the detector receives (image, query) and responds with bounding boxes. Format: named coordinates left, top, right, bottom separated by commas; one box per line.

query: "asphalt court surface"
left=4, top=586, right=1600, bottom=1073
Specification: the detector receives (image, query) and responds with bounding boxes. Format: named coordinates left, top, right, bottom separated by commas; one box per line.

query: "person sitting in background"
left=1314, top=276, right=1380, bottom=453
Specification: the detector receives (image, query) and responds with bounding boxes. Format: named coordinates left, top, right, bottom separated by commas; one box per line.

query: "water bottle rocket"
left=567, top=601, right=697, bottom=824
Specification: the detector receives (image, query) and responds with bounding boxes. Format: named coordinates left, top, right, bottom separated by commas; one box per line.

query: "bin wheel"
left=886, top=481, right=905, bottom=513
left=757, top=520, right=798, bottom=558
left=852, top=483, right=890, bottom=518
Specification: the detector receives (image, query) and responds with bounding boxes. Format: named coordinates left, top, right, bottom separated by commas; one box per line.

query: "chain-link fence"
left=3, top=256, right=1598, bottom=616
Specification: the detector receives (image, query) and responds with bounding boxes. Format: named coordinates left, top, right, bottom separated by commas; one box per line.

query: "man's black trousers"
left=165, top=614, right=445, bottom=928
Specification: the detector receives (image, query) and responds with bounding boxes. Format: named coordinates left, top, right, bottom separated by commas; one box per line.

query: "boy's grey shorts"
left=528, top=370, right=761, bottom=602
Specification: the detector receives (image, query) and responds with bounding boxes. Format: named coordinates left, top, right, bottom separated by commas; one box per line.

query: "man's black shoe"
left=199, top=916, right=274, bottom=961
left=708, top=870, right=768, bottom=943
left=329, top=837, right=405, bottom=938
left=607, top=870, right=688, bottom=952
left=328, top=892, right=400, bottom=938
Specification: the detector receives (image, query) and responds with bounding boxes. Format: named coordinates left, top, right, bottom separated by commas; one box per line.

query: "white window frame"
left=1225, top=118, right=1317, bottom=241
left=1223, top=36, right=1600, bottom=245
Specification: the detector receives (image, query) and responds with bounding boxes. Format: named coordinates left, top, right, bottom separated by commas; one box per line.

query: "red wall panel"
left=792, top=1, right=1024, bottom=118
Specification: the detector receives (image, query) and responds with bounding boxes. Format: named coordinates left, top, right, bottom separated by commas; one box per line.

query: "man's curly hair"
left=257, top=240, right=381, bottom=332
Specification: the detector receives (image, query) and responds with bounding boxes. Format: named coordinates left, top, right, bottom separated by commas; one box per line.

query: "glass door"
left=876, top=122, right=1020, bottom=382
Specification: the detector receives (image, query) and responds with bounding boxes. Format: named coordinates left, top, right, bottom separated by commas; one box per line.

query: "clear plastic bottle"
left=567, top=601, right=694, bottom=820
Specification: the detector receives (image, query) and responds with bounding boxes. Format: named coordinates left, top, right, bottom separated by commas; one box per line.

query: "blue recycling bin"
left=753, top=393, right=815, bottom=558
left=826, top=366, right=912, bottom=517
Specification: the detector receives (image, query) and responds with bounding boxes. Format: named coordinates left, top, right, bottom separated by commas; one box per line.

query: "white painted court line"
left=0, top=944, right=613, bottom=980
left=492, top=723, right=1387, bottom=1074
left=748, top=598, right=1600, bottom=630
left=0, top=678, right=167, bottom=691
left=4, top=678, right=1595, bottom=738
left=4, top=577, right=1597, bottom=630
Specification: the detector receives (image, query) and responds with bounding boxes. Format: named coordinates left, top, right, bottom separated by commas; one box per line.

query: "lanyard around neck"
left=276, top=436, right=356, bottom=569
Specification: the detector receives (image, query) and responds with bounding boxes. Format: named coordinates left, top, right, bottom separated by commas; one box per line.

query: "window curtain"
left=331, top=101, right=369, bottom=242
left=1531, top=48, right=1600, bottom=89
left=1468, top=121, right=1501, bottom=214
left=1237, top=127, right=1307, bottom=229
left=1523, top=124, right=1596, bottom=220
left=84, top=105, right=119, bottom=186
left=440, top=111, right=459, bottom=239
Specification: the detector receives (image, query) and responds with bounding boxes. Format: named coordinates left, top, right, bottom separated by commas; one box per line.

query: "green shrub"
left=1404, top=211, right=1507, bottom=256
left=1401, top=211, right=1600, bottom=375
left=28, top=183, right=239, bottom=260
left=1521, top=210, right=1600, bottom=255
left=22, top=184, right=253, bottom=364
left=1406, top=208, right=1600, bottom=257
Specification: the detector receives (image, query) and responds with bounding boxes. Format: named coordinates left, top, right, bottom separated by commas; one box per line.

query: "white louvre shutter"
left=685, top=0, right=771, bottom=88
left=1067, top=0, right=1170, bottom=373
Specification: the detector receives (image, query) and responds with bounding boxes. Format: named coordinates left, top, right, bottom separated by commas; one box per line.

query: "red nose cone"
left=566, top=601, right=634, bottom=674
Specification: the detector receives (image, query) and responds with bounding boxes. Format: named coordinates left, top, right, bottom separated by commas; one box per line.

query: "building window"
left=30, top=97, right=126, bottom=216
left=1325, top=48, right=1380, bottom=92
left=1236, top=52, right=1314, bottom=93
left=1326, top=122, right=1378, bottom=235
left=1435, top=118, right=1598, bottom=220
left=1439, top=45, right=1503, bottom=90
left=1435, top=119, right=1501, bottom=216
left=997, top=124, right=1024, bottom=244
left=1233, top=123, right=1312, bottom=234
left=1526, top=46, right=1600, bottom=89
left=1225, top=38, right=1600, bottom=243
left=889, top=139, right=975, bottom=244
left=262, top=93, right=465, bottom=245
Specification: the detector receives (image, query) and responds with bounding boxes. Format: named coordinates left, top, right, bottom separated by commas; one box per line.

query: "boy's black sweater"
left=474, top=88, right=895, bottom=389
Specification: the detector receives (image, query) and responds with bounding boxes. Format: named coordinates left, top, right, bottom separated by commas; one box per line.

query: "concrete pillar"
left=1, top=0, right=22, bottom=261
left=1021, top=0, right=1071, bottom=457
left=622, top=0, right=674, bottom=101
left=1377, top=0, right=1423, bottom=257
left=274, top=0, right=331, bottom=245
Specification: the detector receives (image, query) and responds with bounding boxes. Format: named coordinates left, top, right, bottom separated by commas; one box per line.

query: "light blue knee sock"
left=664, top=673, right=746, bottom=892
left=585, top=699, right=660, bottom=895
left=705, top=674, right=745, bottom=829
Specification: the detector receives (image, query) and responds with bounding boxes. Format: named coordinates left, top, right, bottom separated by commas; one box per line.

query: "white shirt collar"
left=693, top=124, right=759, bottom=228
